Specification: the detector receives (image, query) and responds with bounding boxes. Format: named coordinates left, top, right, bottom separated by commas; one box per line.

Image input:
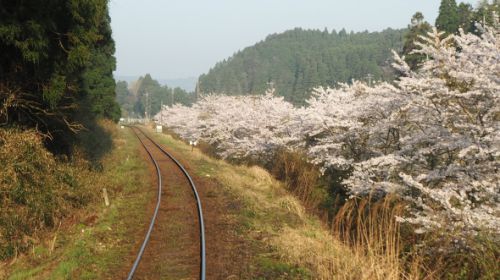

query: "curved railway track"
left=127, top=126, right=206, bottom=280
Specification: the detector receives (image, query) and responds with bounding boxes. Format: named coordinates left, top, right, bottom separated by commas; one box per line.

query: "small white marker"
left=190, top=140, right=198, bottom=151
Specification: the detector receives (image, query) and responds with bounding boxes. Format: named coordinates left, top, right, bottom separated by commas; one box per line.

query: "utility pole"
left=195, top=81, right=200, bottom=101
left=483, top=6, right=487, bottom=26
left=145, top=91, right=149, bottom=121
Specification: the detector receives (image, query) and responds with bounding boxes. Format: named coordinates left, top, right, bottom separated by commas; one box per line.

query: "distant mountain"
left=199, top=27, right=406, bottom=104
left=157, top=77, right=198, bottom=92
left=114, top=75, right=139, bottom=85
left=115, top=75, right=197, bottom=92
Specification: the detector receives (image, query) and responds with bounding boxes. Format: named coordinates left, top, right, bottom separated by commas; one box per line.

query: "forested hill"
left=198, top=28, right=406, bottom=104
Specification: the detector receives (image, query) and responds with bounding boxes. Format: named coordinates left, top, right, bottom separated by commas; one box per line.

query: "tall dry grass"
left=0, top=129, right=81, bottom=259
left=269, top=149, right=439, bottom=279
left=333, top=196, right=402, bottom=262
left=272, top=196, right=435, bottom=280
left=271, top=149, right=329, bottom=214
left=333, top=197, right=411, bottom=279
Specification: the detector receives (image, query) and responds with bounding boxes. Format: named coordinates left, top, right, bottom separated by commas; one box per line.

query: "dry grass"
left=266, top=187, right=410, bottom=280
left=271, top=149, right=328, bottom=212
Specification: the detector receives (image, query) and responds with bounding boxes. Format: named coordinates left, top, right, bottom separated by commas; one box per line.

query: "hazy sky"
left=110, top=0, right=476, bottom=79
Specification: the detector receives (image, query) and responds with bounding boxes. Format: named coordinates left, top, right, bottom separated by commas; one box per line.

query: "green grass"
left=7, top=266, right=47, bottom=280
left=5, top=127, right=153, bottom=279
left=256, top=256, right=312, bottom=280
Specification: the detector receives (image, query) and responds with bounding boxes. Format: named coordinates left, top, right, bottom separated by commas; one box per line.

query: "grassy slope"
left=3, top=127, right=153, bottom=279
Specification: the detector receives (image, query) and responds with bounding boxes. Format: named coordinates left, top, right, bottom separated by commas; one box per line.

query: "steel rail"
left=135, top=127, right=206, bottom=280
left=126, top=127, right=163, bottom=280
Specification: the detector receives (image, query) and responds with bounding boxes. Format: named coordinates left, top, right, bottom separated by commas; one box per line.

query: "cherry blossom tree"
left=155, top=22, right=499, bottom=235
left=346, top=24, right=499, bottom=234
left=155, top=88, right=298, bottom=160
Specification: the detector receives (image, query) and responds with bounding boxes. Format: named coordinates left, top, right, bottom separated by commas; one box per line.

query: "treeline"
left=403, top=0, right=499, bottom=69
left=116, top=74, right=196, bottom=118
left=0, top=0, right=120, bottom=155
left=436, top=0, right=499, bottom=34
left=198, top=28, right=405, bottom=104
left=198, top=1, right=499, bottom=105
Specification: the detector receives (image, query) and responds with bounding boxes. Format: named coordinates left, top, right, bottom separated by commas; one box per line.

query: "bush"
left=0, top=128, right=91, bottom=259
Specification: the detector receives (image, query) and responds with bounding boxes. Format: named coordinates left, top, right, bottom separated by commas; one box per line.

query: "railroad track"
left=126, top=126, right=206, bottom=280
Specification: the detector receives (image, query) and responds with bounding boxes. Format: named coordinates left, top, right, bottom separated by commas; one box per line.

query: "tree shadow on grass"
left=76, top=120, right=114, bottom=170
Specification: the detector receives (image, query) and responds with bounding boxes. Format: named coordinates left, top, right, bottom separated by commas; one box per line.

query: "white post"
left=160, top=100, right=163, bottom=125
left=103, top=188, right=110, bottom=207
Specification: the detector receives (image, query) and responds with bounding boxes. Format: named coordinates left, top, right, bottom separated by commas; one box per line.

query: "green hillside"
left=198, top=28, right=405, bottom=104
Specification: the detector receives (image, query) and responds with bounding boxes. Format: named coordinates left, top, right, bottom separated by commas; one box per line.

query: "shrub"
left=0, top=128, right=90, bottom=259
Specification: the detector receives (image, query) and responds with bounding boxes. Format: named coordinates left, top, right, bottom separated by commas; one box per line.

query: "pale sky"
left=110, top=0, right=477, bottom=79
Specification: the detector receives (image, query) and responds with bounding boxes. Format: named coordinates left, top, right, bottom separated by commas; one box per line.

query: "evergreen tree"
left=115, top=81, right=132, bottom=117
left=402, top=12, right=432, bottom=70
left=436, top=0, right=459, bottom=34
left=457, top=3, right=474, bottom=32
left=81, top=12, right=121, bottom=122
